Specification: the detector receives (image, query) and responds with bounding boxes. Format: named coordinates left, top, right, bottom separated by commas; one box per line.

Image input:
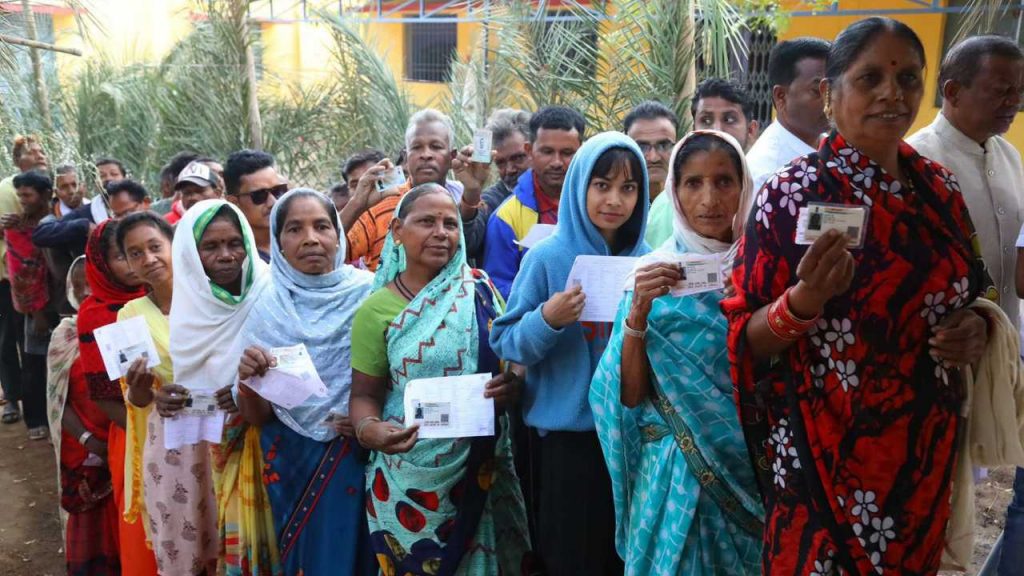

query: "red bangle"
left=237, top=382, right=257, bottom=398
left=767, top=287, right=820, bottom=341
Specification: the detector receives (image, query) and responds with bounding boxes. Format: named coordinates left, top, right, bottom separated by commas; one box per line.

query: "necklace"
left=394, top=273, right=418, bottom=301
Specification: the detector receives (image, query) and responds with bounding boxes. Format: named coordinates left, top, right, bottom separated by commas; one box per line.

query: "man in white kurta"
left=907, top=35, right=1024, bottom=576
left=746, top=38, right=831, bottom=192
left=907, top=42, right=1024, bottom=331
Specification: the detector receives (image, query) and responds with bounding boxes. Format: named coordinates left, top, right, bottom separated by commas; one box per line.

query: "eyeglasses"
left=636, top=141, right=675, bottom=155
left=234, top=183, right=288, bottom=205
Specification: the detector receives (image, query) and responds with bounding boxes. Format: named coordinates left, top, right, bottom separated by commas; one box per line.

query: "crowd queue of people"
left=1, top=16, right=1023, bottom=576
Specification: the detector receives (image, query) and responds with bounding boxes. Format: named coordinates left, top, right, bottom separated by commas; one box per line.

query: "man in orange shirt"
left=341, top=109, right=464, bottom=271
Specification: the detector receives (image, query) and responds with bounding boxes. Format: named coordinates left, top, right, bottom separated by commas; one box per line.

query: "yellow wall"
left=42, top=0, right=1024, bottom=147
left=780, top=0, right=1024, bottom=150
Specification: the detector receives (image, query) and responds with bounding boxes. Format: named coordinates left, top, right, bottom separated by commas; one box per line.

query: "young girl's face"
left=586, top=161, right=640, bottom=241
left=674, top=148, right=742, bottom=243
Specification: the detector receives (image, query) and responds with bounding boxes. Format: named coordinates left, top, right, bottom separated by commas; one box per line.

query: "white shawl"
left=169, top=199, right=269, bottom=393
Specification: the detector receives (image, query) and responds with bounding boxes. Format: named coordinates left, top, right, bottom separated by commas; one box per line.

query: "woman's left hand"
left=484, top=372, right=521, bottom=411
left=330, top=415, right=355, bottom=438
left=930, top=308, right=989, bottom=367
left=156, top=384, right=190, bottom=418
left=215, top=385, right=238, bottom=414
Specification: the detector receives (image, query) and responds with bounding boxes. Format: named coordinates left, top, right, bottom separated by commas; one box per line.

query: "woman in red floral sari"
left=723, top=18, right=993, bottom=576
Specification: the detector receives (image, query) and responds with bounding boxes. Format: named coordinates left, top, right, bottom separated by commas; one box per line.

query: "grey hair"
left=55, top=164, right=78, bottom=176
left=485, top=108, right=531, bottom=147
left=405, top=108, right=455, bottom=151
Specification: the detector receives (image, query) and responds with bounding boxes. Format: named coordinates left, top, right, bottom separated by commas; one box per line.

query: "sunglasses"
left=235, top=183, right=288, bottom=205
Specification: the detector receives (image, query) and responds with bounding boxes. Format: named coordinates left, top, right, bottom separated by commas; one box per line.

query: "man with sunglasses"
left=224, top=149, right=288, bottom=263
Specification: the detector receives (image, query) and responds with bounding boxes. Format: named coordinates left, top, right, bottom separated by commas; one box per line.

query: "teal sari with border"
left=590, top=244, right=764, bottom=575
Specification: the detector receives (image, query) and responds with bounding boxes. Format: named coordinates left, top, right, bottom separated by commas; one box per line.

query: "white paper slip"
left=670, top=254, right=725, bottom=296
left=403, top=373, right=494, bottom=439
left=92, top=315, right=162, bottom=380
left=164, top=412, right=224, bottom=450
left=471, top=129, right=493, bottom=163
left=247, top=344, right=328, bottom=409
left=514, top=223, right=556, bottom=249
left=796, top=203, right=869, bottom=249
left=565, top=255, right=639, bottom=323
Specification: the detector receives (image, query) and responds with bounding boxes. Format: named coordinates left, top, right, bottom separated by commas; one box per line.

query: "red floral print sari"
left=722, top=132, right=990, bottom=575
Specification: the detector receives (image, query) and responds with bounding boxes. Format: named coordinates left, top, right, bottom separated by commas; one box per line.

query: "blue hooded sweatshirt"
left=490, top=131, right=651, bottom=433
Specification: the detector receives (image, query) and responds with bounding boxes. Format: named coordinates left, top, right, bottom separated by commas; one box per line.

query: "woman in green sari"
left=349, top=183, right=531, bottom=575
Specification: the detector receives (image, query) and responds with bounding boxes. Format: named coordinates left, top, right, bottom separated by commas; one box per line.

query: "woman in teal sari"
left=590, top=130, right=764, bottom=575
left=349, top=183, right=531, bottom=575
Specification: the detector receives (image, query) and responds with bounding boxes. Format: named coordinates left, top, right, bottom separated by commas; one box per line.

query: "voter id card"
left=672, top=254, right=724, bottom=297
left=181, top=392, right=218, bottom=416
left=471, top=129, right=493, bottom=163
left=796, top=202, right=869, bottom=249
left=411, top=401, right=451, bottom=428
left=376, top=166, right=406, bottom=192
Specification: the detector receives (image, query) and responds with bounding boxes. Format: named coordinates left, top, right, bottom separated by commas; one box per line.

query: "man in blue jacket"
left=482, top=106, right=585, bottom=299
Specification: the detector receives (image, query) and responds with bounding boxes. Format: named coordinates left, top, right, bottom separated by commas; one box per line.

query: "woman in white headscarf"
left=590, top=130, right=763, bottom=575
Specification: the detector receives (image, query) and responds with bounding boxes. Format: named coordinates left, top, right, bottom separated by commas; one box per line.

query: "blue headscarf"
left=546, top=130, right=651, bottom=258
left=240, top=188, right=374, bottom=441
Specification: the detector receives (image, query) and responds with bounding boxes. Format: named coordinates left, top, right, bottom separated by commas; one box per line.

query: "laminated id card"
left=471, top=129, right=493, bottom=163
left=180, top=392, right=218, bottom=416
left=796, top=202, right=869, bottom=249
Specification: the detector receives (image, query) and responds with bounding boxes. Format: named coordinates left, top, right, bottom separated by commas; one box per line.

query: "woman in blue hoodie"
left=490, top=131, right=649, bottom=576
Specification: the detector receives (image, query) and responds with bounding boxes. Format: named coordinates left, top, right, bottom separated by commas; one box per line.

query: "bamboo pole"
left=0, top=33, right=82, bottom=56
left=236, top=0, right=264, bottom=150
left=21, top=0, right=53, bottom=131
left=680, top=0, right=697, bottom=130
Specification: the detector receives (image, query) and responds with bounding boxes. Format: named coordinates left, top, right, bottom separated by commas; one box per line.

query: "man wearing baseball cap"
left=175, top=160, right=223, bottom=213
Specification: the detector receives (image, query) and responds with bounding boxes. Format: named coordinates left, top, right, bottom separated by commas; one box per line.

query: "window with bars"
left=404, top=17, right=458, bottom=83
left=742, top=26, right=778, bottom=126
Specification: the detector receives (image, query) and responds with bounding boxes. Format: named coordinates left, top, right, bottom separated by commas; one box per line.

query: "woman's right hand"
left=542, top=284, right=586, bottom=329
left=125, top=357, right=154, bottom=393
left=629, top=262, right=683, bottom=327
left=360, top=421, right=420, bottom=454
left=791, top=229, right=856, bottom=318
left=238, top=346, right=275, bottom=382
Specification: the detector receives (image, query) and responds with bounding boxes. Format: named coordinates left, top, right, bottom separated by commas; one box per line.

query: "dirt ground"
left=0, top=416, right=1015, bottom=576
left=0, top=418, right=64, bottom=575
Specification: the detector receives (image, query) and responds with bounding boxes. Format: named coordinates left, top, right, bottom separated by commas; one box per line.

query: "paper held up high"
left=92, top=315, right=162, bottom=381
left=403, top=373, right=494, bottom=439
left=246, top=343, right=329, bottom=409
left=514, top=223, right=556, bottom=249
left=564, top=255, right=639, bottom=323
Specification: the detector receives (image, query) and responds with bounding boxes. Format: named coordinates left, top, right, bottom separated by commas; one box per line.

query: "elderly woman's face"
left=674, top=147, right=741, bottom=243
left=829, top=31, right=925, bottom=148
left=278, top=196, right=339, bottom=275
left=391, top=191, right=460, bottom=274
left=198, top=216, right=246, bottom=294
